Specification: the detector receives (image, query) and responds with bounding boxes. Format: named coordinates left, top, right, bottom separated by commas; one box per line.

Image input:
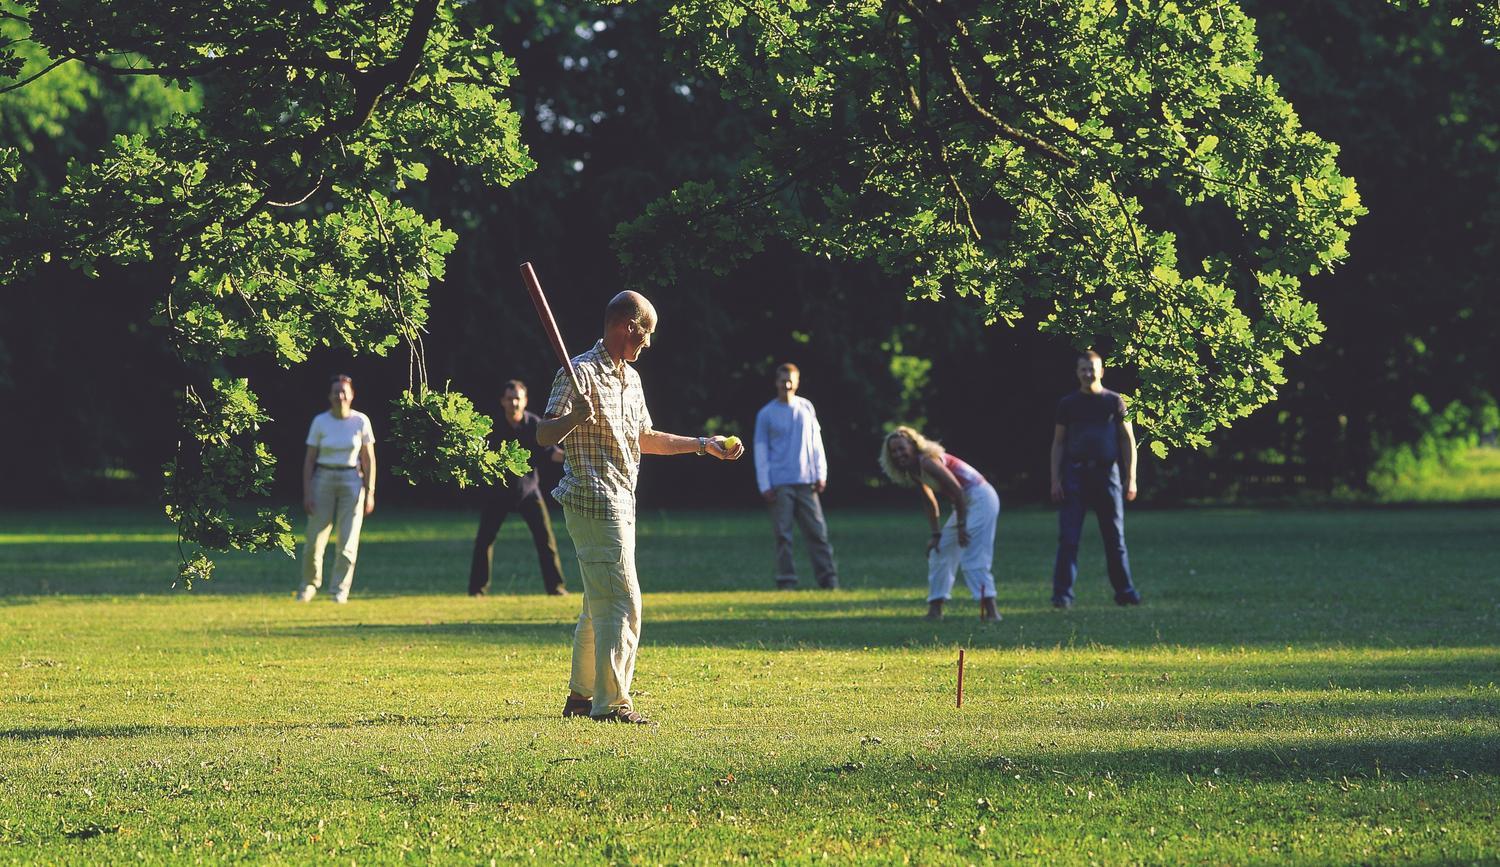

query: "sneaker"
left=979, top=597, right=1001, bottom=622
left=1115, top=590, right=1142, bottom=606
left=775, top=579, right=799, bottom=591
left=1051, top=597, right=1073, bottom=610
left=924, top=600, right=945, bottom=621
left=296, top=585, right=316, bottom=602
left=562, top=695, right=592, bottom=718
left=591, top=707, right=651, bottom=725
left=818, top=578, right=840, bottom=590
left=331, top=591, right=349, bottom=604
left=546, top=586, right=570, bottom=597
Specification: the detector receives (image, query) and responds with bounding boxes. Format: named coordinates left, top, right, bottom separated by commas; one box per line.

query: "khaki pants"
left=769, top=484, right=838, bottom=588
left=301, top=468, right=366, bottom=597
left=564, top=509, right=640, bottom=715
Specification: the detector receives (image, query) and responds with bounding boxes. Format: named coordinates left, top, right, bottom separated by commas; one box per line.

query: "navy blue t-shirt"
left=1056, top=389, right=1127, bottom=462
left=491, top=410, right=558, bottom=501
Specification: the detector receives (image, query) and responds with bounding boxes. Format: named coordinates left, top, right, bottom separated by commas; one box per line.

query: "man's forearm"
left=536, top=412, right=581, bottom=447
left=640, top=430, right=700, bottom=456
left=363, top=455, right=376, bottom=494
left=1050, top=442, right=1064, bottom=483
left=1118, top=432, right=1137, bottom=484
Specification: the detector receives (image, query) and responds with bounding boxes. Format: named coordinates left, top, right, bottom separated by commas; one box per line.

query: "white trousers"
left=301, top=468, right=366, bottom=597
left=928, top=482, right=1000, bottom=602
left=564, top=509, right=641, bottom=715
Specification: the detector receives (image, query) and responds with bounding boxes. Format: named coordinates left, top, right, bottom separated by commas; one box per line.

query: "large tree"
left=617, top=0, right=1370, bottom=457
left=2, top=0, right=534, bottom=582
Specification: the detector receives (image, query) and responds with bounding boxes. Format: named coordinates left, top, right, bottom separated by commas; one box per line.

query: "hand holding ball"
left=708, top=435, right=744, bottom=461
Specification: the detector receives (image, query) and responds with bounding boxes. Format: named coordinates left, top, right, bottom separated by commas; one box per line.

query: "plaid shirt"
left=545, top=339, right=654, bottom=519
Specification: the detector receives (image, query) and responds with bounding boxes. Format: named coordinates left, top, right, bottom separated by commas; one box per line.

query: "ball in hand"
left=722, top=435, right=742, bottom=452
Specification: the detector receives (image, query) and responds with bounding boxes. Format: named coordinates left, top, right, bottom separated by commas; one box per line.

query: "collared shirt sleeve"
left=809, top=402, right=827, bottom=483
left=306, top=416, right=321, bottom=448
left=753, top=404, right=772, bottom=493
left=640, top=392, right=654, bottom=437
left=545, top=366, right=575, bottom=418
left=359, top=413, right=375, bottom=444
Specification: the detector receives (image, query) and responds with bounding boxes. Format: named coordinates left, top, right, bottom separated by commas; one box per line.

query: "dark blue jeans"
left=1052, top=461, right=1136, bottom=603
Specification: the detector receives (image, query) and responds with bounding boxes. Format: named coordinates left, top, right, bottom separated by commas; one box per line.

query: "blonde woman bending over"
left=880, top=426, right=1000, bottom=622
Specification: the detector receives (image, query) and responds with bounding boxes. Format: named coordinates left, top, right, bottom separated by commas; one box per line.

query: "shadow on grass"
left=4, top=722, right=1493, bottom=785
left=754, top=735, right=1500, bottom=791
left=0, top=712, right=465, bottom=743
left=217, top=600, right=1500, bottom=669
left=231, top=593, right=1500, bottom=652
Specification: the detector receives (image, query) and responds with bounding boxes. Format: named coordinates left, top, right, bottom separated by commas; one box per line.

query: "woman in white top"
left=880, top=425, right=1001, bottom=622
left=297, top=374, right=376, bottom=603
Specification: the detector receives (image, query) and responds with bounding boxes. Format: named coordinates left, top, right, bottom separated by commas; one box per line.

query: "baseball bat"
left=519, top=262, right=583, bottom=395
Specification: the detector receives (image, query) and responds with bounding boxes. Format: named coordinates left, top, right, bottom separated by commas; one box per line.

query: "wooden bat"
left=519, top=262, right=583, bottom=395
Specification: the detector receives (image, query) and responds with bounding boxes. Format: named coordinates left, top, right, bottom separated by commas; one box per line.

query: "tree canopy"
left=618, top=0, right=1368, bottom=456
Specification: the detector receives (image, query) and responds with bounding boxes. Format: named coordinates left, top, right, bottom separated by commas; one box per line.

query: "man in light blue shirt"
left=754, top=363, right=839, bottom=590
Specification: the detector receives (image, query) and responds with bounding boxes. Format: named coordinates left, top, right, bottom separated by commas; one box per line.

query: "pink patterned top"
left=923, top=452, right=985, bottom=490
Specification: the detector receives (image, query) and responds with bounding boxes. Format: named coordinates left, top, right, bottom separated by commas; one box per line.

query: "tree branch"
left=313, top=0, right=439, bottom=141
left=266, top=175, right=325, bottom=208
left=0, top=56, right=67, bottom=95
left=896, top=18, right=980, bottom=237
left=895, top=0, right=1078, bottom=169
left=73, top=52, right=359, bottom=80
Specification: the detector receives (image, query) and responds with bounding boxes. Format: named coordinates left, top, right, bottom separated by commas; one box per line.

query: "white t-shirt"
left=306, top=410, right=375, bottom=467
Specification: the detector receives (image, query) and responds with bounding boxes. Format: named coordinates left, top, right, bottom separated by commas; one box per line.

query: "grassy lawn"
left=1, top=504, right=1497, bottom=863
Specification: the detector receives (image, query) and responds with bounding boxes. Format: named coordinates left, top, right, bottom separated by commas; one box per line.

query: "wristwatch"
left=696, top=436, right=707, bottom=456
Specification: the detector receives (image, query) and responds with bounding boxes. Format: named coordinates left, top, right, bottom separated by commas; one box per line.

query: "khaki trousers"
left=300, top=468, right=366, bottom=596
left=769, top=484, right=838, bottom=588
left=564, top=509, right=640, bottom=715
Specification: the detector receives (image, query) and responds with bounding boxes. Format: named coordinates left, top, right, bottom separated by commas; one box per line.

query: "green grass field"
left=2, top=505, right=1498, bottom=863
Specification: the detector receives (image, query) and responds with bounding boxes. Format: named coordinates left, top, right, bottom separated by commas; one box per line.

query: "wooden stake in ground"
left=956, top=649, right=965, bottom=708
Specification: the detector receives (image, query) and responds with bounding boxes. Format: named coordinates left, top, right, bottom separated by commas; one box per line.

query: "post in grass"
left=956, top=649, right=965, bottom=708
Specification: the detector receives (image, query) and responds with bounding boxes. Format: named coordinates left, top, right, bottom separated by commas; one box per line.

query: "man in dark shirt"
left=1049, top=350, right=1142, bottom=608
left=469, top=379, right=568, bottom=596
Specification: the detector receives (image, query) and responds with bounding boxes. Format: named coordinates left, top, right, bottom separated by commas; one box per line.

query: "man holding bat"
left=536, top=289, right=743, bottom=725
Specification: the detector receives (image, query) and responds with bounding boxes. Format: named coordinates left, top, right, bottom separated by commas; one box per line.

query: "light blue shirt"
left=753, top=396, right=828, bottom=492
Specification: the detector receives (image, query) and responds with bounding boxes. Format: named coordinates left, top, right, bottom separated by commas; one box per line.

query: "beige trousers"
left=564, top=509, right=640, bottom=715
left=300, top=468, right=366, bottom=596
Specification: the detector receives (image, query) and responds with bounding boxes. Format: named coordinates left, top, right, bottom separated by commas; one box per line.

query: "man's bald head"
left=605, top=291, right=657, bottom=331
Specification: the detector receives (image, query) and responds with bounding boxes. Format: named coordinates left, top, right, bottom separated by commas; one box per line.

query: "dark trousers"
left=1051, top=461, right=1136, bottom=603
left=469, top=492, right=566, bottom=595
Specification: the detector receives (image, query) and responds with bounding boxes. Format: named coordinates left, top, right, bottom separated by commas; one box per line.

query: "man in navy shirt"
left=1049, top=351, right=1142, bottom=608
left=469, top=379, right=568, bottom=597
